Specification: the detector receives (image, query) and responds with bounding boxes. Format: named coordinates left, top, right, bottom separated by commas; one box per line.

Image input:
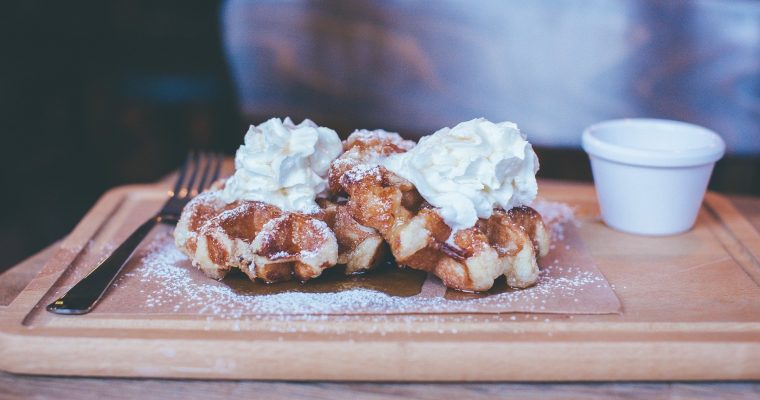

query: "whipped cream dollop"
left=383, top=118, right=539, bottom=231
left=220, top=117, right=342, bottom=212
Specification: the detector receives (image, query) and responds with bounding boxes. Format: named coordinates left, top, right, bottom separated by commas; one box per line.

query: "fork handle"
left=46, top=215, right=163, bottom=315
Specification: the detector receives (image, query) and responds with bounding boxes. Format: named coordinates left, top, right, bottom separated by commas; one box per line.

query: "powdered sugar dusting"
left=346, top=129, right=415, bottom=152
left=125, top=234, right=605, bottom=316
left=110, top=205, right=619, bottom=320
left=533, top=199, right=579, bottom=242
left=343, top=164, right=382, bottom=182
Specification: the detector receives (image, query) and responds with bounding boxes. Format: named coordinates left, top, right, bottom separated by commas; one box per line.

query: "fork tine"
left=209, top=153, right=224, bottom=188
left=182, top=151, right=202, bottom=198
left=172, top=150, right=194, bottom=197
left=195, top=152, right=215, bottom=194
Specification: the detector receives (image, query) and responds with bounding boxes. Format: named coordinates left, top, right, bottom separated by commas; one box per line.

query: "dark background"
left=0, top=2, right=242, bottom=272
left=1, top=1, right=759, bottom=273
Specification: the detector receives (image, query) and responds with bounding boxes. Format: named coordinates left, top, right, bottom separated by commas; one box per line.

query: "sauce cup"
left=582, top=118, right=725, bottom=236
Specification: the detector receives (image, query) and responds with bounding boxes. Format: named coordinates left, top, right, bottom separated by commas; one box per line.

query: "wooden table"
left=0, top=191, right=759, bottom=399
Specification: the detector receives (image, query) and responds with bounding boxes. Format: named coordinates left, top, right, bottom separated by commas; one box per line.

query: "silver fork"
left=47, top=151, right=224, bottom=315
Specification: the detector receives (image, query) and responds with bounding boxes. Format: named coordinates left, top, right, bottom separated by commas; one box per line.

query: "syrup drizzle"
left=224, top=259, right=428, bottom=297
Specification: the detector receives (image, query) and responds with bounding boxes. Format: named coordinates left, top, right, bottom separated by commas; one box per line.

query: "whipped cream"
left=383, top=118, right=539, bottom=231
left=220, top=117, right=342, bottom=212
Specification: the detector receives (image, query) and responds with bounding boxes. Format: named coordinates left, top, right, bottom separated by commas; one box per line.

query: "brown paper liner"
left=92, top=217, right=621, bottom=317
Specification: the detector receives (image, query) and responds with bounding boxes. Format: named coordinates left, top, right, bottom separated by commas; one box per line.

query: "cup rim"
left=582, top=118, right=726, bottom=167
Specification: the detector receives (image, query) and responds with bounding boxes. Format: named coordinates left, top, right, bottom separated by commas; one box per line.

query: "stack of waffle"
left=174, top=124, right=549, bottom=292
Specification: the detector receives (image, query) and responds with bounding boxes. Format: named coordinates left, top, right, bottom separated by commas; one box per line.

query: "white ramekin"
left=582, top=118, right=725, bottom=236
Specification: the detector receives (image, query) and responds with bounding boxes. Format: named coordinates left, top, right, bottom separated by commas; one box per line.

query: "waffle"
left=249, top=211, right=338, bottom=282
left=318, top=129, right=415, bottom=273
left=173, top=183, right=392, bottom=281
left=338, top=165, right=550, bottom=292
left=174, top=187, right=338, bottom=282
left=327, top=129, right=415, bottom=196
left=175, top=127, right=549, bottom=292
left=312, top=199, right=384, bottom=273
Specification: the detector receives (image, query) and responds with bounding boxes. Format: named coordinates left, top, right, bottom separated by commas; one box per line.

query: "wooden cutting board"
left=1, top=180, right=759, bottom=381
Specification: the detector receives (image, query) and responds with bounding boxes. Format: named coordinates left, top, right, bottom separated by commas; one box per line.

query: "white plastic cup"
left=582, top=118, right=725, bottom=236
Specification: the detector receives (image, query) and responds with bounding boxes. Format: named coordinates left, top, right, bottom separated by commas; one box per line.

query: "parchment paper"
left=92, top=206, right=621, bottom=317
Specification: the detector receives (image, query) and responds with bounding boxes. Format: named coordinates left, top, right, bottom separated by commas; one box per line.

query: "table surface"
left=1, top=189, right=759, bottom=399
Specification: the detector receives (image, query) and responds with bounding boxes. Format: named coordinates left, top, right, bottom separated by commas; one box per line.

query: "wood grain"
left=0, top=376, right=759, bottom=400
left=0, top=242, right=59, bottom=307
left=1, top=185, right=759, bottom=397
left=1, top=181, right=760, bottom=381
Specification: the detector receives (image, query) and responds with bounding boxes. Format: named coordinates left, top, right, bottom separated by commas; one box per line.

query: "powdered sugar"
left=342, top=164, right=382, bottom=183
left=110, top=205, right=619, bottom=320
left=124, top=233, right=605, bottom=317
left=533, top=199, right=579, bottom=242
left=346, top=129, right=415, bottom=151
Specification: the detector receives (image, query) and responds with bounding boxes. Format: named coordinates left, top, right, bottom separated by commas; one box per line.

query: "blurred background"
left=1, top=0, right=759, bottom=273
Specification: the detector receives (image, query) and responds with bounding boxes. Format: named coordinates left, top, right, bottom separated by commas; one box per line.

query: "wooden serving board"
left=2, top=180, right=760, bottom=381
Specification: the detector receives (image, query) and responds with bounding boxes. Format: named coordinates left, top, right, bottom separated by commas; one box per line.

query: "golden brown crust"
left=327, top=130, right=414, bottom=196
left=174, top=130, right=550, bottom=292
left=338, top=165, right=550, bottom=292
left=216, top=201, right=282, bottom=242
left=318, top=130, right=414, bottom=273
left=317, top=198, right=388, bottom=274
left=247, top=213, right=338, bottom=282
left=174, top=192, right=338, bottom=283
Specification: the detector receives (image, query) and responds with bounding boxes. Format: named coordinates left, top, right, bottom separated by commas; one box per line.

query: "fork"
left=46, top=151, right=224, bottom=315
